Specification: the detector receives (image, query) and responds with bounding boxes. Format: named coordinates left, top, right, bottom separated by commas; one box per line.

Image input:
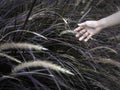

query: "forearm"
left=98, top=11, right=120, bottom=29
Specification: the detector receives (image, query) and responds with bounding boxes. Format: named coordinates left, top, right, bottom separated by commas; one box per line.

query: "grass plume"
left=94, top=57, right=120, bottom=68
left=12, top=60, right=74, bottom=75
left=0, top=42, right=48, bottom=51
left=59, top=30, right=76, bottom=36
left=89, top=46, right=118, bottom=54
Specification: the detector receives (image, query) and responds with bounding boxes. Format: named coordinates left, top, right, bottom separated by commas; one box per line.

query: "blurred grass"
left=0, top=0, right=120, bottom=90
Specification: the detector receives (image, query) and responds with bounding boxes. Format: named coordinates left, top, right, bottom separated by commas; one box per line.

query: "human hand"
left=74, top=21, right=103, bottom=42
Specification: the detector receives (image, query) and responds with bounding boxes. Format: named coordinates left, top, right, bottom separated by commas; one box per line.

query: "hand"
left=74, top=21, right=103, bottom=42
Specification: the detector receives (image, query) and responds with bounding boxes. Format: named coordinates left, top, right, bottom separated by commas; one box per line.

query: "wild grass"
left=93, top=57, right=120, bottom=68
left=0, top=42, right=48, bottom=51
left=0, top=53, right=21, bottom=63
left=12, top=60, right=74, bottom=75
left=0, top=30, right=48, bottom=41
left=0, top=0, right=120, bottom=90
left=59, top=30, right=76, bottom=36
left=89, top=46, right=118, bottom=54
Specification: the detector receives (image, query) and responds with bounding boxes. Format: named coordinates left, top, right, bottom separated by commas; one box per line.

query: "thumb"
left=78, top=22, right=86, bottom=27
left=83, top=21, right=98, bottom=27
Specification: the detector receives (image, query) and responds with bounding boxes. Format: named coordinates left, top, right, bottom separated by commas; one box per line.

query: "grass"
left=12, top=60, right=74, bottom=75
left=0, top=0, right=120, bottom=90
left=0, top=42, right=48, bottom=51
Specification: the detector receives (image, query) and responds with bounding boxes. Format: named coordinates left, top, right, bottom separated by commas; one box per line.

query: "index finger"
left=74, top=26, right=83, bottom=32
left=74, top=23, right=86, bottom=32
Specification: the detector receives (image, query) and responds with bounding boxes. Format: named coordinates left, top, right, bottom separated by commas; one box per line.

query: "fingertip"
left=84, top=34, right=92, bottom=42
left=84, top=39, right=88, bottom=42
left=74, top=27, right=81, bottom=32
left=74, top=28, right=77, bottom=32
left=74, top=27, right=78, bottom=31
left=77, top=24, right=82, bottom=26
left=75, top=34, right=78, bottom=37
left=78, top=23, right=86, bottom=26
left=79, top=38, right=82, bottom=41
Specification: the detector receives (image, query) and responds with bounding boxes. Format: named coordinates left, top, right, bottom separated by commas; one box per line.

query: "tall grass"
left=0, top=0, right=120, bottom=90
left=12, top=60, right=74, bottom=75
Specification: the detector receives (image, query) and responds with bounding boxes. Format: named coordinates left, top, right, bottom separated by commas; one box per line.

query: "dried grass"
left=0, top=0, right=120, bottom=90
left=0, top=42, right=48, bottom=51
left=0, top=30, right=47, bottom=41
left=59, top=30, right=76, bottom=36
left=12, top=60, right=74, bottom=75
left=0, top=53, right=21, bottom=63
left=89, top=46, right=118, bottom=54
left=94, top=57, right=120, bottom=68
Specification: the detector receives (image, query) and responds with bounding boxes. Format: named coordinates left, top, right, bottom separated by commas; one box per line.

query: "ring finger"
left=79, top=32, right=90, bottom=41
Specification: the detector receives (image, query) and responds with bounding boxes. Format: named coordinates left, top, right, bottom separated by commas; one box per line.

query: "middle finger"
left=75, top=29, right=87, bottom=37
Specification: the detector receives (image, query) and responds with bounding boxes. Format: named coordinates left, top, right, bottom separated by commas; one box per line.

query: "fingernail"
left=84, top=40, right=87, bottom=42
left=74, top=29, right=77, bottom=32
left=78, top=24, right=83, bottom=26
left=76, top=34, right=78, bottom=37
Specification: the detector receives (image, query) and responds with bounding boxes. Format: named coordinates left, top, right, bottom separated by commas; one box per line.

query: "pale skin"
left=74, top=11, right=120, bottom=42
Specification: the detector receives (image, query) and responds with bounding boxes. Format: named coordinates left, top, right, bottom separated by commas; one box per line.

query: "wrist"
left=97, top=19, right=106, bottom=30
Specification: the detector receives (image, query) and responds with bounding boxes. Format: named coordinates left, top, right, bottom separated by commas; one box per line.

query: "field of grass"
left=0, top=0, right=120, bottom=90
